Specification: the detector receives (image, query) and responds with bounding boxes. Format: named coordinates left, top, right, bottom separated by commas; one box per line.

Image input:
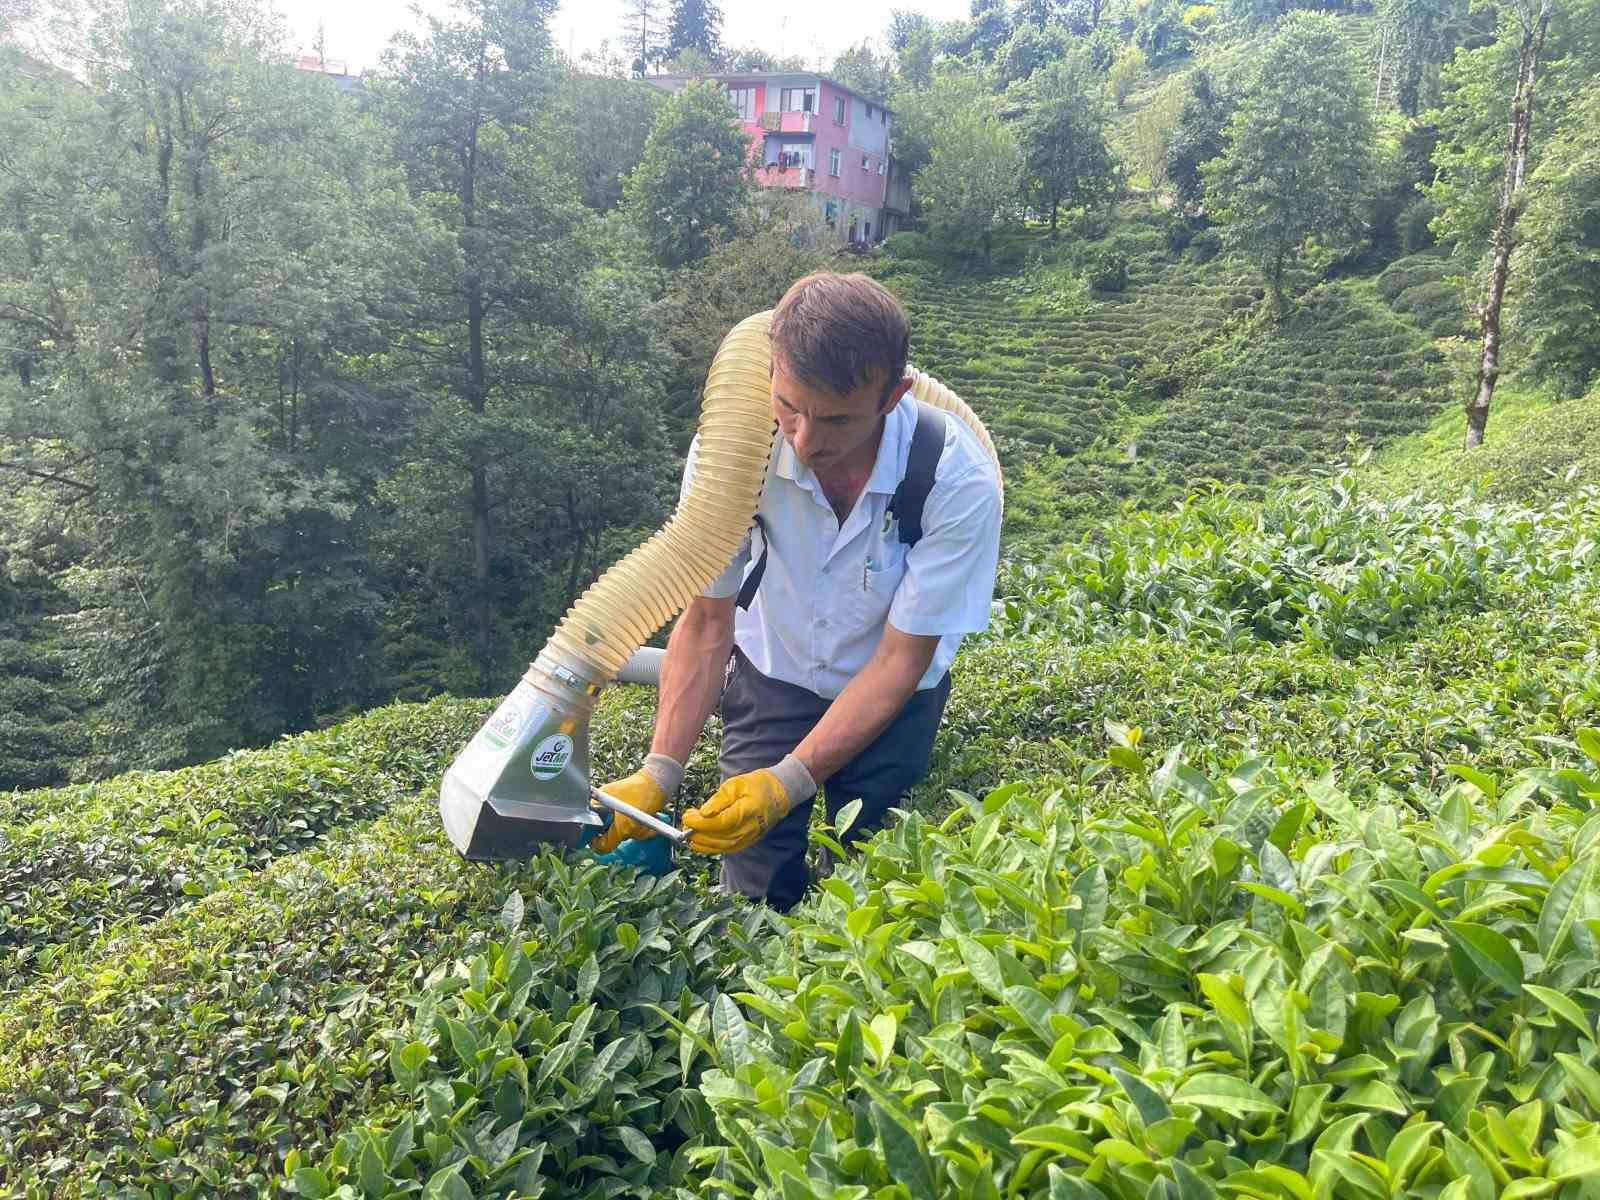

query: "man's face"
left=771, top=357, right=906, bottom=473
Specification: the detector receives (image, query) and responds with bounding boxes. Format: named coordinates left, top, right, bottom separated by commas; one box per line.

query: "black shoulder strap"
left=736, top=514, right=767, bottom=611
left=888, top=403, right=946, bottom=546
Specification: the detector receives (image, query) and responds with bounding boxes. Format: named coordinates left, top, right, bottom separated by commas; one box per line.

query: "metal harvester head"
left=438, top=657, right=601, bottom=860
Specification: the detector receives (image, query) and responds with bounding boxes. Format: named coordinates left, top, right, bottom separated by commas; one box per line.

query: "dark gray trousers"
left=717, top=646, right=951, bottom=912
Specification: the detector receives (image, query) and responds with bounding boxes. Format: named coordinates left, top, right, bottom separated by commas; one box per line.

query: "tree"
left=1017, top=51, right=1118, bottom=235
left=1167, top=68, right=1233, bottom=214
left=897, top=23, right=938, bottom=90
left=891, top=74, right=990, bottom=190
left=1512, top=84, right=1600, bottom=396
left=1203, top=13, right=1372, bottom=309
left=625, top=79, right=753, bottom=268
left=667, top=0, right=722, bottom=63
left=915, top=88, right=1024, bottom=264
left=1013, top=0, right=1058, bottom=23
left=723, top=45, right=807, bottom=72
left=1108, top=43, right=1147, bottom=108
left=0, top=0, right=414, bottom=766
left=1372, top=0, right=1473, bottom=116
left=831, top=41, right=894, bottom=105
left=997, top=21, right=1070, bottom=87
left=368, top=0, right=591, bottom=685
left=559, top=75, right=665, bottom=212
left=887, top=9, right=929, bottom=51
left=1133, top=75, right=1188, bottom=189
left=619, top=0, right=665, bottom=75
left=1462, top=0, right=1554, bottom=448
left=950, top=0, right=1013, bottom=63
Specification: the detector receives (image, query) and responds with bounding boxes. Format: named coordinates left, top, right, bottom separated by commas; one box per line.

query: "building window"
left=780, top=87, right=815, bottom=113
left=880, top=109, right=887, bottom=124
left=727, top=86, right=756, bottom=120
left=778, top=142, right=813, bottom=169
left=833, top=96, right=846, bottom=124
left=878, top=158, right=887, bottom=175
left=824, top=200, right=837, bottom=227
left=829, top=147, right=841, bottom=176
left=861, top=154, right=870, bottom=172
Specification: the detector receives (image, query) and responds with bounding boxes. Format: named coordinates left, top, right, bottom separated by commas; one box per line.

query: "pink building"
left=647, top=72, right=907, bottom=244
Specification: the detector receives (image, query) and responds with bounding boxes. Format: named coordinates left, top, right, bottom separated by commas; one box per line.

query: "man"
left=591, top=272, right=1002, bottom=911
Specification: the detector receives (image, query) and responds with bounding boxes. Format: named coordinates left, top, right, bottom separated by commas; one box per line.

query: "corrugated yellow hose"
left=538, top=313, right=1004, bottom=688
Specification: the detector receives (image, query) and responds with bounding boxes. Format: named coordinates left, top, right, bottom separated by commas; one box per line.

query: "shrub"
left=1090, top=249, right=1130, bottom=293
left=1187, top=227, right=1222, bottom=263
left=883, top=230, right=935, bottom=260
left=1456, top=385, right=1600, bottom=500
left=1376, top=255, right=1446, bottom=303
left=1393, top=280, right=1470, bottom=338
left=0, top=697, right=492, bottom=986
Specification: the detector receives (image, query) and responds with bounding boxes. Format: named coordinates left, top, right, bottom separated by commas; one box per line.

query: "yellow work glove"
left=590, top=753, right=684, bottom=854
left=683, top=754, right=817, bottom=855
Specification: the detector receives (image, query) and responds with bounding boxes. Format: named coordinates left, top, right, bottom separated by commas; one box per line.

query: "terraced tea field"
left=879, top=226, right=1450, bottom=541
left=1130, top=283, right=1448, bottom=484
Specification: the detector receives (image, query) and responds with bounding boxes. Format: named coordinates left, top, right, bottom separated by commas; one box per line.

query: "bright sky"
left=266, top=0, right=971, bottom=75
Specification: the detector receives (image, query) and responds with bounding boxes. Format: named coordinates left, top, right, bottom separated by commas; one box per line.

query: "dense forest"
left=2, top=0, right=1597, bottom=790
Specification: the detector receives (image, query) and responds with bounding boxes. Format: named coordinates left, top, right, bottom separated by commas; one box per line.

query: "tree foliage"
left=1427, top=0, right=1600, bottom=401
left=0, top=0, right=415, bottom=767
left=914, top=84, right=1024, bottom=264
left=559, top=75, right=664, bottom=212
left=625, top=79, right=753, bottom=268
left=666, top=0, right=722, bottom=63
left=1167, top=68, right=1233, bottom=215
left=1514, top=83, right=1600, bottom=395
left=830, top=40, right=895, bottom=104
left=1204, top=13, right=1372, bottom=305
left=1016, top=50, right=1118, bottom=235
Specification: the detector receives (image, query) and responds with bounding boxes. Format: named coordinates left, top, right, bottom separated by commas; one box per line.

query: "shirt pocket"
left=846, top=537, right=908, bottom=631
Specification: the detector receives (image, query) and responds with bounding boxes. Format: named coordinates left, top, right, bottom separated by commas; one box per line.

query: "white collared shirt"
left=680, top=397, right=1002, bottom=699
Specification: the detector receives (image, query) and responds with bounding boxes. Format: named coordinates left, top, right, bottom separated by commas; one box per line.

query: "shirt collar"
left=774, top=398, right=917, bottom=496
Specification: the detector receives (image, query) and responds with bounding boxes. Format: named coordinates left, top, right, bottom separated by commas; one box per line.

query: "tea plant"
left=680, top=736, right=1600, bottom=1199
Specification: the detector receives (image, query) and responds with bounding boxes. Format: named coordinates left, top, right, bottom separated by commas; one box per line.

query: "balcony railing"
left=757, top=111, right=814, bottom=134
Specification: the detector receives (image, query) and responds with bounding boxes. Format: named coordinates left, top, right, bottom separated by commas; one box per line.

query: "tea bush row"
left=680, top=743, right=1600, bottom=1199
left=0, top=698, right=489, bottom=987
left=0, top=794, right=761, bottom=1197
left=934, top=583, right=1598, bottom=803
left=994, top=475, right=1600, bottom=657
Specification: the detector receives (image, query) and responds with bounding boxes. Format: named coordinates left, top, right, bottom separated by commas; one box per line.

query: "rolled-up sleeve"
left=680, top=434, right=752, bottom=599
left=888, top=461, right=1002, bottom=638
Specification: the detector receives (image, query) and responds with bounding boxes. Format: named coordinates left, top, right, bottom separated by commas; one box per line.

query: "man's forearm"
left=649, top=598, right=736, bottom=765
left=793, top=628, right=937, bottom=784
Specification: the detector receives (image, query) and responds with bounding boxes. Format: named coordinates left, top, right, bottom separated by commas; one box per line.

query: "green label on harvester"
left=529, top=733, right=573, bottom=780
left=481, top=696, right=530, bottom=750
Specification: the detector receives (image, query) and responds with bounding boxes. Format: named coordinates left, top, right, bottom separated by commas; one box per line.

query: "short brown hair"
left=770, top=272, right=910, bottom=407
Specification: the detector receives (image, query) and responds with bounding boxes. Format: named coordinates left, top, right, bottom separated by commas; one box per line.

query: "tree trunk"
left=461, top=103, right=494, bottom=681
left=1466, top=0, right=1551, bottom=450
left=1049, top=184, right=1059, bottom=238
